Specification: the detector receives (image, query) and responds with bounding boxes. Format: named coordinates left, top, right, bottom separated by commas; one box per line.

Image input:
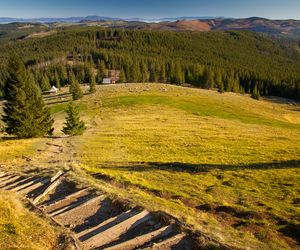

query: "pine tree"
left=218, top=82, right=225, bottom=93
left=40, top=75, right=51, bottom=92
left=141, top=62, right=149, bottom=82
left=54, top=71, right=61, bottom=89
left=119, top=68, right=126, bottom=83
left=132, top=61, right=141, bottom=82
left=98, top=61, right=107, bottom=79
left=69, top=72, right=83, bottom=100
left=89, top=75, right=96, bottom=93
left=202, top=67, right=215, bottom=89
left=2, top=55, right=54, bottom=138
left=174, top=62, right=184, bottom=84
left=62, top=102, right=86, bottom=136
left=251, top=84, right=260, bottom=100
left=84, top=66, right=93, bottom=83
left=159, top=63, right=167, bottom=83
left=215, top=69, right=223, bottom=89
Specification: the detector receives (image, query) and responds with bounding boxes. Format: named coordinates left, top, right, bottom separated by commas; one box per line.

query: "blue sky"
left=0, top=0, right=299, bottom=19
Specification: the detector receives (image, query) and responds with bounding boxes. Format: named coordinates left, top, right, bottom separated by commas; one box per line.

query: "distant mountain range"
left=0, top=16, right=222, bottom=24
left=1, top=16, right=300, bottom=38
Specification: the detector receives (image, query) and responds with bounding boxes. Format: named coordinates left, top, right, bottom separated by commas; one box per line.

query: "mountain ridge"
left=1, top=16, right=300, bottom=37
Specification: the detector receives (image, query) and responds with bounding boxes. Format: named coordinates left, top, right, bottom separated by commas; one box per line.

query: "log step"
left=143, top=233, right=187, bottom=250
left=76, top=209, right=139, bottom=240
left=80, top=210, right=152, bottom=249
left=0, top=176, right=21, bottom=188
left=49, top=193, right=98, bottom=217
left=18, top=178, right=48, bottom=195
left=0, top=172, right=7, bottom=178
left=0, top=174, right=14, bottom=181
left=105, top=224, right=176, bottom=250
left=3, top=176, right=32, bottom=190
left=42, top=188, right=90, bottom=213
left=11, top=177, right=43, bottom=192
left=33, top=176, right=63, bottom=204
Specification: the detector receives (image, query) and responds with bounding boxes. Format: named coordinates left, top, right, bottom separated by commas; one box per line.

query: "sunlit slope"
left=76, top=83, right=299, bottom=166
left=68, top=83, right=299, bottom=249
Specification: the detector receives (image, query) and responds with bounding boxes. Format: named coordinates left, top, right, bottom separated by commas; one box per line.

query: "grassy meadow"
left=0, top=83, right=299, bottom=249
left=70, top=84, right=300, bottom=249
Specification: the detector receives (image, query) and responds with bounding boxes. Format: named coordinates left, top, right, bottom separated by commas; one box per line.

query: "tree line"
left=0, top=27, right=299, bottom=100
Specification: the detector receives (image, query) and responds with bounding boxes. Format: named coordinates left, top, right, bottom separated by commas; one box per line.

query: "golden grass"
left=68, top=83, right=300, bottom=249
left=0, top=191, right=64, bottom=249
left=0, top=83, right=299, bottom=249
left=0, top=138, right=45, bottom=169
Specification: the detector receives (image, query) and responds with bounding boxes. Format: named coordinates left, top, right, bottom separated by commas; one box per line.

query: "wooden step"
left=32, top=176, right=63, bottom=204
left=3, top=177, right=31, bottom=190
left=143, top=233, right=186, bottom=250
left=0, top=172, right=9, bottom=178
left=18, top=178, right=49, bottom=195
left=76, top=209, right=139, bottom=240
left=50, top=170, right=64, bottom=182
left=81, top=210, right=152, bottom=249
left=49, top=193, right=98, bottom=217
left=11, top=177, right=43, bottom=192
left=0, top=172, right=6, bottom=176
left=0, top=174, right=14, bottom=181
left=105, top=224, right=176, bottom=250
left=42, top=188, right=90, bottom=213
left=0, top=176, right=21, bottom=188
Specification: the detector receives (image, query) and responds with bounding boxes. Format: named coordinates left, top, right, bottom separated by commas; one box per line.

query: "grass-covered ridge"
left=67, top=83, right=300, bottom=249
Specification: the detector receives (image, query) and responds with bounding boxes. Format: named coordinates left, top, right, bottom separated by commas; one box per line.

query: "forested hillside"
left=0, top=27, right=299, bottom=100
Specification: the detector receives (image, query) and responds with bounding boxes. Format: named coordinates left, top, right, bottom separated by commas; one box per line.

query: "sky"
left=0, top=0, right=299, bottom=20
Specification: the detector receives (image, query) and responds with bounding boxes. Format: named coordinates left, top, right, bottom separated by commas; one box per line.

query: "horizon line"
left=0, top=15, right=300, bottom=21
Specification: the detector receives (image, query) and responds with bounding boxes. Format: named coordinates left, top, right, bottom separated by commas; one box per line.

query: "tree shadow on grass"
left=0, top=136, right=19, bottom=141
left=0, top=135, right=67, bottom=141
left=101, top=160, right=300, bottom=174
left=278, top=221, right=300, bottom=244
left=43, top=92, right=71, bottom=100
left=46, top=99, right=70, bottom=105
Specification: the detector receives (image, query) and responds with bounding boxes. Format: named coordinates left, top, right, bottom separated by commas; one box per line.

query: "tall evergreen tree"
left=98, top=61, right=107, bottom=79
left=89, top=75, right=96, bottom=93
left=119, top=68, right=126, bottom=83
left=62, top=102, right=86, bottom=136
left=2, top=55, right=54, bottom=138
left=251, top=84, right=260, bottom=100
left=132, top=61, right=141, bottom=82
left=159, top=63, right=167, bottom=83
left=215, top=69, right=223, bottom=89
left=69, top=72, right=83, bottom=100
left=40, top=75, right=51, bottom=92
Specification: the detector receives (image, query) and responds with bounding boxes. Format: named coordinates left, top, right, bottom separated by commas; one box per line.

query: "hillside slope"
left=1, top=83, right=299, bottom=249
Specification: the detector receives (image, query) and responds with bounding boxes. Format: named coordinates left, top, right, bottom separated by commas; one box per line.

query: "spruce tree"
left=62, top=102, right=86, bottom=136
left=40, top=75, right=51, bottom=92
left=2, top=55, right=54, bottom=138
left=159, top=63, right=167, bottom=83
left=54, top=71, right=61, bottom=89
left=215, top=69, right=223, bottom=89
left=89, top=75, right=96, bottom=93
left=69, top=72, right=83, bottom=100
left=251, top=84, right=260, bottom=100
left=218, top=82, right=225, bottom=93
left=98, top=61, right=107, bottom=79
left=119, top=68, right=126, bottom=83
